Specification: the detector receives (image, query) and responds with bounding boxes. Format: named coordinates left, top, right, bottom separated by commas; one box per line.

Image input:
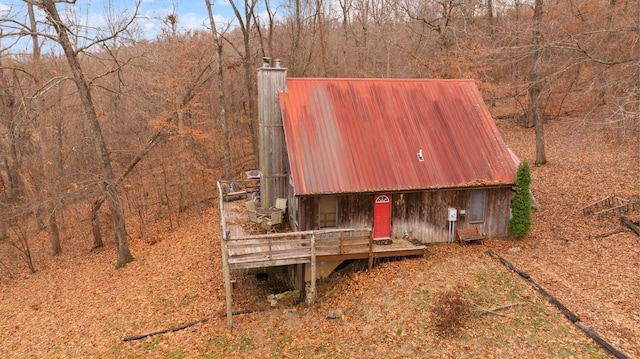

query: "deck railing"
left=225, top=228, right=373, bottom=269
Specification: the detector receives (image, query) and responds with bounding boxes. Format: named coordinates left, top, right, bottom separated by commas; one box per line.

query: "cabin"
left=217, top=59, right=519, bottom=326
left=258, top=59, right=519, bottom=244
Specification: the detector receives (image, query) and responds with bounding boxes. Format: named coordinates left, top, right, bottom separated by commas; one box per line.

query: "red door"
left=373, top=194, right=391, bottom=239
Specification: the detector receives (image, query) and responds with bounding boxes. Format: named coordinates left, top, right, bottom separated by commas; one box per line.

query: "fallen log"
left=574, top=322, right=631, bottom=359
left=529, top=280, right=580, bottom=323
left=487, top=250, right=578, bottom=320
left=620, top=216, right=640, bottom=236
left=486, top=250, right=631, bottom=359
left=122, top=308, right=268, bottom=342
left=486, top=250, right=530, bottom=279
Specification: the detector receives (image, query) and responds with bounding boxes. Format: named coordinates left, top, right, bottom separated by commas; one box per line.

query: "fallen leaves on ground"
left=0, top=119, right=638, bottom=358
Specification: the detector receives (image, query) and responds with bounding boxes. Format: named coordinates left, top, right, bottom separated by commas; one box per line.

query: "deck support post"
left=368, top=233, right=373, bottom=269
left=307, top=233, right=317, bottom=305
left=218, top=182, right=233, bottom=328
left=222, top=237, right=233, bottom=328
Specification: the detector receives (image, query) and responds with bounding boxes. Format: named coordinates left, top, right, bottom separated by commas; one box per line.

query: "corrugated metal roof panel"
left=279, top=78, right=518, bottom=196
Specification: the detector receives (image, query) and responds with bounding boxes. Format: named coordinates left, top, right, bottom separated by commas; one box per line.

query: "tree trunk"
left=47, top=211, right=61, bottom=254
left=4, top=86, right=23, bottom=200
left=534, top=99, right=547, bottom=165
left=230, top=0, right=259, bottom=165
left=177, top=99, right=187, bottom=213
left=244, top=34, right=258, bottom=167
left=28, top=3, right=61, bottom=254
left=597, top=0, right=617, bottom=107
left=0, top=207, right=6, bottom=240
left=487, top=0, right=495, bottom=40
left=526, top=86, right=539, bottom=128
left=88, top=128, right=166, bottom=249
left=529, top=0, right=546, bottom=165
left=42, top=0, right=133, bottom=267
left=91, top=198, right=105, bottom=249
left=205, top=0, right=232, bottom=180
left=316, top=0, right=327, bottom=77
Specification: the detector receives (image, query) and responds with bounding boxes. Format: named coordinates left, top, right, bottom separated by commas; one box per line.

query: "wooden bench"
left=456, top=227, right=485, bottom=245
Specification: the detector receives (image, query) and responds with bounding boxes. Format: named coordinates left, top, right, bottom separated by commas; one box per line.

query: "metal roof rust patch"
left=278, top=78, right=519, bottom=196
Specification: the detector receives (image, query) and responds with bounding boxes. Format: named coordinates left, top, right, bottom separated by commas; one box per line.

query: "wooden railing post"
left=307, top=233, right=317, bottom=305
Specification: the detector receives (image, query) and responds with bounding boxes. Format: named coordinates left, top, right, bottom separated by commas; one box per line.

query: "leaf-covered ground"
left=0, top=119, right=638, bottom=358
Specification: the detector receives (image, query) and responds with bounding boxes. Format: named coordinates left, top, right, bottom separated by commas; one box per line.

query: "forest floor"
left=0, top=118, right=638, bottom=358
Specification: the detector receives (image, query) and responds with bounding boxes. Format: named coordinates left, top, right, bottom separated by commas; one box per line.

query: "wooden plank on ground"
left=595, top=202, right=633, bottom=220
left=582, top=194, right=615, bottom=215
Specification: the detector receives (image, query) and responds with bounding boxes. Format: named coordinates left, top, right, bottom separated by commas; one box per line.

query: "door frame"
left=373, top=193, right=391, bottom=239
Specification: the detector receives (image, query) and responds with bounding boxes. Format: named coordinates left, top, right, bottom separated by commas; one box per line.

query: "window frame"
left=469, top=190, right=486, bottom=224
left=318, top=196, right=338, bottom=229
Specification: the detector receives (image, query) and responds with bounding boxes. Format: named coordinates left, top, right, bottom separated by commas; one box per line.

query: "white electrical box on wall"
left=448, top=208, right=457, bottom=221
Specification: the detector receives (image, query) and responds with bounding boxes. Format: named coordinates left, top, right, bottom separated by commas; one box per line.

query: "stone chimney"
left=257, top=58, right=288, bottom=209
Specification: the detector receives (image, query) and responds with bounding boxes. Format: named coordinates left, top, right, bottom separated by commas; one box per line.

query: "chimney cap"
left=262, top=57, right=270, bottom=68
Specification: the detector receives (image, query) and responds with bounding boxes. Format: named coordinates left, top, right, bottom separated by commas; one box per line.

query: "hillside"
left=0, top=120, right=638, bottom=358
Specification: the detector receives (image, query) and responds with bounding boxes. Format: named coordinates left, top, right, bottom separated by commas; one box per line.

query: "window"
left=469, top=190, right=486, bottom=223
left=319, top=196, right=337, bottom=228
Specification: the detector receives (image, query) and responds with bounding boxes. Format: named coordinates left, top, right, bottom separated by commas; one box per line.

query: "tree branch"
left=73, top=1, right=141, bottom=55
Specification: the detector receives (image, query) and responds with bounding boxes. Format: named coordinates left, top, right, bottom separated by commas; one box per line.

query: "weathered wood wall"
left=295, top=186, right=513, bottom=243
left=392, top=187, right=513, bottom=243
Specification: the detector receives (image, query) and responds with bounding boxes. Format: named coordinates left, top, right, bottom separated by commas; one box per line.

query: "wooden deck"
left=220, top=195, right=427, bottom=270
left=217, top=181, right=428, bottom=327
left=225, top=230, right=427, bottom=270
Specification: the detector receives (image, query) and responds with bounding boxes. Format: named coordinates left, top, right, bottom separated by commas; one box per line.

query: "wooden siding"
left=258, top=65, right=289, bottom=208
left=339, top=194, right=374, bottom=229
left=392, top=187, right=513, bottom=243
left=295, top=187, right=513, bottom=243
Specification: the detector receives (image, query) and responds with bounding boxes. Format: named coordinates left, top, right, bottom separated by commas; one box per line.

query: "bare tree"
left=39, top=0, right=135, bottom=267
left=315, top=0, right=328, bottom=77
left=405, top=0, right=462, bottom=78
left=527, top=0, right=546, bottom=165
left=282, top=0, right=316, bottom=76
left=487, top=0, right=494, bottom=39
left=228, top=0, right=260, bottom=162
left=26, top=3, right=62, bottom=254
left=206, top=0, right=232, bottom=179
left=254, top=0, right=277, bottom=61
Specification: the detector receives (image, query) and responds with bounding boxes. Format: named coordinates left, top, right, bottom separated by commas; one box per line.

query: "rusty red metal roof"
left=279, top=78, right=518, bottom=195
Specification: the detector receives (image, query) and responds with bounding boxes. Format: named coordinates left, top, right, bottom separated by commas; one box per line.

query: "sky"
left=0, top=0, right=264, bottom=52
left=134, top=0, right=234, bottom=36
